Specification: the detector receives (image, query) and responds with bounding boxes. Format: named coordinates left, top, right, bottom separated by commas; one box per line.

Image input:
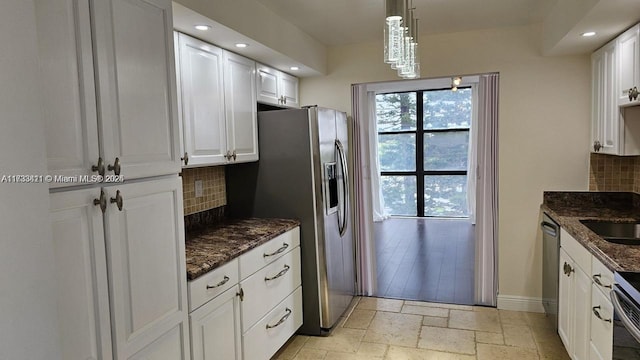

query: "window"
left=376, top=88, right=472, bottom=217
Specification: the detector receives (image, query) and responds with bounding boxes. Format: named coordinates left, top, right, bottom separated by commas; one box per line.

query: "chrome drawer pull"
left=263, top=243, right=289, bottom=258
left=592, top=306, right=611, bottom=323
left=266, top=308, right=292, bottom=329
left=593, top=274, right=612, bottom=289
left=206, top=276, right=230, bottom=289
left=265, top=265, right=290, bottom=282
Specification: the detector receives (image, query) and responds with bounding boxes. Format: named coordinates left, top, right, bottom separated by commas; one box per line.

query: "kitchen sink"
left=580, top=220, right=640, bottom=245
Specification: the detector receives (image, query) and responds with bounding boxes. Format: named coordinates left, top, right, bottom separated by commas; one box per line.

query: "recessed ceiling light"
left=581, top=31, right=597, bottom=37
left=290, top=66, right=299, bottom=71
left=235, top=43, right=249, bottom=48
left=194, top=25, right=211, bottom=31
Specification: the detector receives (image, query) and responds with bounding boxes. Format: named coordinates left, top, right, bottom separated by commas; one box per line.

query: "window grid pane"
left=381, top=176, right=417, bottom=216
left=424, top=131, right=469, bottom=171
left=424, top=175, right=469, bottom=217
left=423, top=88, right=472, bottom=130
left=378, top=133, right=416, bottom=171
left=376, top=92, right=417, bottom=132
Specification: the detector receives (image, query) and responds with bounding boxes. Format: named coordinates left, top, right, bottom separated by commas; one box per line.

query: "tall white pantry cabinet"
left=38, top=0, right=189, bottom=359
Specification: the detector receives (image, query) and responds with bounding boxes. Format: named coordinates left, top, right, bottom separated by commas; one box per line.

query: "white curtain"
left=467, top=84, right=479, bottom=224
left=351, top=84, right=378, bottom=295
left=474, top=73, right=499, bottom=306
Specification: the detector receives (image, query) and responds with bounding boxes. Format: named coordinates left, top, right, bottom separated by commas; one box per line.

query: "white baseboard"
left=497, top=295, right=545, bottom=313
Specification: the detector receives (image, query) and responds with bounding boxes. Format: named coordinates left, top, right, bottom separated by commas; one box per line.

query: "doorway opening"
left=372, top=84, right=475, bottom=305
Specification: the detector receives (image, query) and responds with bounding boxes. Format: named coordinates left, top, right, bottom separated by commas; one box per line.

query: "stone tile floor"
left=272, top=297, right=570, bottom=360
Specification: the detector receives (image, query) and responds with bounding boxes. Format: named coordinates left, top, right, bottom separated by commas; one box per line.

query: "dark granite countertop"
left=542, top=192, right=640, bottom=272
left=185, top=218, right=300, bottom=281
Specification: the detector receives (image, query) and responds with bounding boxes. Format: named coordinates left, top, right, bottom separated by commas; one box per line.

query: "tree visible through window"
left=376, top=88, right=472, bottom=217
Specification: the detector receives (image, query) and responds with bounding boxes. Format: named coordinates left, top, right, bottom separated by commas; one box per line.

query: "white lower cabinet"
left=590, top=285, right=614, bottom=360
left=243, top=287, right=303, bottom=360
left=105, top=177, right=190, bottom=359
left=50, top=189, right=113, bottom=360
left=558, top=229, right=614, bottom=360
left=187, top=226, right=302, bottom=360
left=190, top=285, right=242, bottom=360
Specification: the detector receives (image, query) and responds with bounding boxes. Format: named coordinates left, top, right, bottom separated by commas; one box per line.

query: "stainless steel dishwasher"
left=542, top=213, right=560, bottom=329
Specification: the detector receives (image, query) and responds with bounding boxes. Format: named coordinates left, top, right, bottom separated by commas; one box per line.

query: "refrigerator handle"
left=336, top=139, right=348, bottom=237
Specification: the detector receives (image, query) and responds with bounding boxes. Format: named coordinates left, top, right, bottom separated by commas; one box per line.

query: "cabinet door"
left=558, top=249, right=574, bottom=352
left=591, top=42, right=619, bottom=155
left=224, top=51, right=258, bottom=163
left=36, top=0, right=100, bottom=187
left=190, top=286, right=242, bottom=360
left=590, top=287, right=613, bottom=360
left=93, top=0, right=181, bottom=180
left=177, top=33, right=227, bottom=166
left=573, top=266, right=591, bottom=360
left=256, top=64, right=281, bottom=105
left=279, top=72, right=300, bottom=108
left=617, top=24, right=640, bottom=106
left=50, top=188, right=112, bottom=360
left=104, top=177, right=189, bottom=359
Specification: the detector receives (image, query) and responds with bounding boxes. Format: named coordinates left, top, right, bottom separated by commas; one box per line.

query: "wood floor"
left=374, top=218, right=475, bottom=305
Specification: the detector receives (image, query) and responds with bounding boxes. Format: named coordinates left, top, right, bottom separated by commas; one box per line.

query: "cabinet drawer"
left=240, top=227, right=300, bottom=280
left=242, top=286, right=303, bottom=360
left=592, top=256, right=614, bottom=292
left=561, top=228, right=592, bottom=273
left=241, top=246, right=301, bottom=330
left=590, top=285, right=613, bottom=360
left=188, top=258, right=239, bottom=312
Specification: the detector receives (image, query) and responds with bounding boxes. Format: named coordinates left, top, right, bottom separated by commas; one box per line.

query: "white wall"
left=300, top=24, right=591, bottom=301
left=0, top=1, right=61, bottom=359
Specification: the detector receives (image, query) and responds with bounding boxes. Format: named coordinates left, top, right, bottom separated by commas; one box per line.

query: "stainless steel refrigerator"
left=226, top=106, right=356, bottom=335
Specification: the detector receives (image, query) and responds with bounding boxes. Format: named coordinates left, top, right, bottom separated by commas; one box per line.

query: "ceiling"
left=252, top=0, right=559, bottom=46
left=173, top=0, right=640, bottom=76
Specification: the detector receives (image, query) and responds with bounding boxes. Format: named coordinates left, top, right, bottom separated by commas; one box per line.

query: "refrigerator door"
left=336, top=111, right=356, bottom=310
left=316, top=108, right=355, bottom=330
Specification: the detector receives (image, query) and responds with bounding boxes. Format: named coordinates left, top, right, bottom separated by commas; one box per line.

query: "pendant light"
left=384, top=0, right=420, bottom=79
left=384, top=0, right=406, bottom=65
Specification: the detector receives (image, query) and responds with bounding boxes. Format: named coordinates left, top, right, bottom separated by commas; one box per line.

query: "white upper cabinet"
left=617, top=24, right=640, bottom=106
left=591, top=41, right=619, bottom=154
left=104, top=177, right=189, bottom=359
left=37, top=0, right=181, bottom=185
left=175, top=32, right=258, bottom=167
left=256, top=63, right=300, bottom=108
left=93, top=0, right=181, bottom=180
left=224, top=51, right=259, bottom=163
left=36, top=0, right=100, bottom=187
left=279, top=72, right=300, bottom=108
left=176, top=32, right=227, bottom=166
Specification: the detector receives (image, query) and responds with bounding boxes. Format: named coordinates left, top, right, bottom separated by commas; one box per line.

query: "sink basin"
left=579, top=220, right=640, bottom=245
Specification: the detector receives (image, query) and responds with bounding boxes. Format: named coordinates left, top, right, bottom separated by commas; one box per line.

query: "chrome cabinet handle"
left=592, top=305, right=611, bottom=322
left=265, top=265, right=290, bottom=282
left=593, top=141, right=602, bottom=152
left=236, top=287, right=244, bottom=301
left=181, top=152, right=189, bottom=166
left=266, top=308, right=292, bottom=329
left=110, top=190, right=123, bottom=211
left=108, top=157, right=121, bottom=175
left=232, top=150, right=237, bottom=161
left=93, top=190, right=107, bottom=213
left=224, top=150, right=231, bottom=160
left=263, top=243, right=289, bottom=258
left=91, top=157, right=105, bottom=176
left=593, top=274, right=612, bottom=289
left=206, top=276, right=230, bottom=289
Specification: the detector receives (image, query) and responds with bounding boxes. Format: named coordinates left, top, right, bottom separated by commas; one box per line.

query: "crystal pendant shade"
left=384, top=0, right=420, bottom=79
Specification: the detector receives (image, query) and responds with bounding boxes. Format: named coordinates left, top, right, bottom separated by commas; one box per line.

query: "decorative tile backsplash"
left=181, top=166, right=226, bottom=215
left=589, top=153, right=640, bottom=192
